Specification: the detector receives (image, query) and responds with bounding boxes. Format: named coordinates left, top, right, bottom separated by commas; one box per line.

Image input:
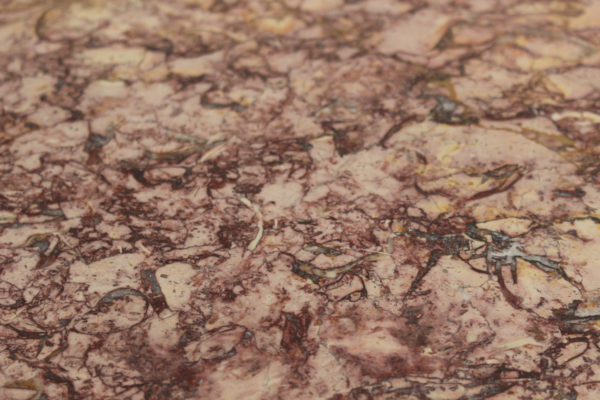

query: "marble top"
left=2, top=0, right=600, bottom=399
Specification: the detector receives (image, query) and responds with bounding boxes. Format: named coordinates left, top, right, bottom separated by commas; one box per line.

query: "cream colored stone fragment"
left=569, top=1, right=600, bottom=29
left=21, top=75, right=55, bottom=98
left=436, top=143, right=461, bottom=166
left=558, top=238, right=600, bottom=291
left=414, top=195, right=453, bottom=219
left=97, top=222, right=131, bottom=240
left=79, top=80, right=129, bottom=112
left=27, top=105, right=71, bottom=127
left=7, top=75, right=57, bottom=114
left=495, top=336, right=544, bottom=352
left=556, top=218, right=600, bottom=241
left=258, top=181, right=303, bottom=210
left=427, top=385, right=466, bottom=400
left=267, top=51, right=307, bottom=74
left=325, top=321, right=404, bottom=356
left=1, top=254, right=37, bottom=289
left=169, top=51, right=223, bottom=77
left=15, top=154, right=41, bottom=171
left=0, top=211, right=16, bottom=224
left=301, top=0, right=344, bottom=12
left=0, top=386, right=39, bottom=400
left=477, top=217, right=532, bottom=236
left=76, top=46, right=146, bottom=66
left=581, top=185, right=600, bottom=212
left=361, top=0, right=412, bottom=14
left=378, top=9, right=451, bottom=55
left=53, top=121, right=89, bottom=142
left=546, top=67, right=600, bottom=99
left=155, top=262, right=197, bottom=310
left=0, top=21, right=25, bottom=46
left=257, top=16, right=301, bottom=35
left=202, top=26, right=247, bottom=42
left=510, top=259, right=581, bottom=318
left=209, top=360, right=287, bottom=400
left=132, top=82, right=173, bottom=106
left=85, top=80, right=128, bottom=99
left=69, top=253, right=146, bottom=294
left=148, top=314, right=180, bottom=350
left=439, top=256, right=488, bottom=288
left=517, top=117, right=572, bottom=143
left=452, top=62, right=528, bottom=101
left=45, top=1, right=113, bottom=36
left=551, top=111, right=600, bottom=123
left=452, top=25, right=494, bottom=45
left=138, top=51, right=169, bottom=81
left=513, top=37, right=585, bottom=71
left=516, top=55, right=564, bottom=71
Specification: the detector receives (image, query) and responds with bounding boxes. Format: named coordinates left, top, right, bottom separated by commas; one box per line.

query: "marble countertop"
left=2, top=0, right=600, bottom=399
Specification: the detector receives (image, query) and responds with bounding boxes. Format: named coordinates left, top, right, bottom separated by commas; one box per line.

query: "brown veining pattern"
left=2, top=0, right=600, bottom=399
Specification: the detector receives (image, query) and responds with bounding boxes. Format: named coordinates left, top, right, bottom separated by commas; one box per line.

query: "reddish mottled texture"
left=3, top=0, right=600, bottom=399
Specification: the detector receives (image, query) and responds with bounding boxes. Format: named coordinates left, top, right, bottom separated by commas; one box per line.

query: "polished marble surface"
left=2, top=0, right=600, bottom=399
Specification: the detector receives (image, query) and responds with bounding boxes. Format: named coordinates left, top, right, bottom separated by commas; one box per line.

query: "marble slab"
left=2, top=0, right=600, bottom=399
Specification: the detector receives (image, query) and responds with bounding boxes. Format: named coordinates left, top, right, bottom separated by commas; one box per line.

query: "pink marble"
left=2, top=0, right=600, bottom=399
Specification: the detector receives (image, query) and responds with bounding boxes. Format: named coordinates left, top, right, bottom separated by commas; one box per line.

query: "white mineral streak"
left=239, top=196, right=263, bottom=251
left=495, top=337, right=544, bottom=352
left=200, top=142, right=228, bottom=163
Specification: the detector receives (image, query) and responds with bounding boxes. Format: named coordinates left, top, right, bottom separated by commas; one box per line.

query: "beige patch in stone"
left=155, top=262, right=197, bottom=310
